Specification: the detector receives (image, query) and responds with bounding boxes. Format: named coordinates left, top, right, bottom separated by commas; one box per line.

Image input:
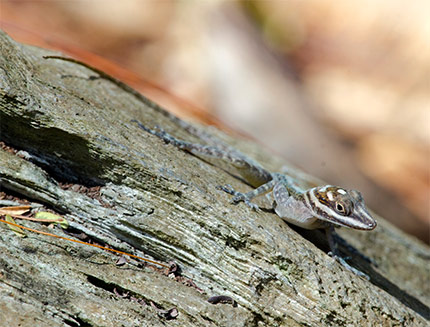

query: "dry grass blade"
left=0, top=205, right=31, bottom=216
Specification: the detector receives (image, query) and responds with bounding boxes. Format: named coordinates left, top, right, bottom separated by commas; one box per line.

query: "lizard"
left=41, top=56, right=376, bottom=277
left=133, top=120, right=377, bottom=279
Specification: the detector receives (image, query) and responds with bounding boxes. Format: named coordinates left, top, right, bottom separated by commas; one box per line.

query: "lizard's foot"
left=329, top=252, right=370, bottom=280
left=133, top=120, right=180, bottom=146
left=217, top=185, right=260, bottom=211
left=152, top=126, right=176, bottom=144
left=334, top=235, right=377, bottom=266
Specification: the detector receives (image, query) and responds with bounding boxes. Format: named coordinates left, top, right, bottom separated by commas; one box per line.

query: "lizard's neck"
left=274, top=192, right=326, bottom=229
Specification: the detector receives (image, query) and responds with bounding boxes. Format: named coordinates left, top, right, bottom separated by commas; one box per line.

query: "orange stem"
left=0, top=218, right=169, bottom=268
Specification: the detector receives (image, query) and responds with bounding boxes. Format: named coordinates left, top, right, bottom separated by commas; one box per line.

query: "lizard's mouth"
left=353, top=206, right=377, bottom=230
left=329, top=211, right=377, bottom=230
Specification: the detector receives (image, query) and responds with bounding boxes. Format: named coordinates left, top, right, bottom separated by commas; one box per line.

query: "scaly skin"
left=134, top=120, right=377, bottom=278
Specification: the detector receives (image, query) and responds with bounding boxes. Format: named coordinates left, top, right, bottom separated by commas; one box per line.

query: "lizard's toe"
left=331, top=254, right=370, bottom=280
left=244, top=200, right=260, bottom=211
left=217, top=185, right=260, bottom=211
left=217, top=184, right=236, bottom=196
left=232, top=194, right=246, bottom=203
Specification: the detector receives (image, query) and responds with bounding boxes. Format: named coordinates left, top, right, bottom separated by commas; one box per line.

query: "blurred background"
left=1, top=0, right=429, bottom=243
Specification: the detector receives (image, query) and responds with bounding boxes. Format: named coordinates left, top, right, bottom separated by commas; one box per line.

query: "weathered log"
left=0, top=30, right=428, bottom=326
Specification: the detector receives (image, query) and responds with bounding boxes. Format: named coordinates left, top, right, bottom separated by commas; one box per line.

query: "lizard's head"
left=305, top=186, right=377, bottom=230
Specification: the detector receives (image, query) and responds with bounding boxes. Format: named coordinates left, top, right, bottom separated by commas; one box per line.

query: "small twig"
left=0, top=218, right=169, bottom=268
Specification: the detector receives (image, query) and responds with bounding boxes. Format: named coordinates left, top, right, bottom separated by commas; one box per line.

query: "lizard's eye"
left=335, top=202, right=346, bottom=215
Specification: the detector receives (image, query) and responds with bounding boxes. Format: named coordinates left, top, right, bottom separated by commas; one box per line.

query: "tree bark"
left=0, top=30, right=428, bottom=326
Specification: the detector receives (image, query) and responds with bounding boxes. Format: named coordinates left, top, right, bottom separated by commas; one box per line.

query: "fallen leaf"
left=35, top=212, right=69, bottom=229
left=5, top=215, right=27, bottom=238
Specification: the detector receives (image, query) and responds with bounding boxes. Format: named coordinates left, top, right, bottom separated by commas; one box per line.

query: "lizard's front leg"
left=325, top=225, right=370, bottom=279
left=218, top=178, right=277, bottom=211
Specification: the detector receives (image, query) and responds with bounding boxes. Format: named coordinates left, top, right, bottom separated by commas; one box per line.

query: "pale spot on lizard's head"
left=337, top=189, right=347, bottom=195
